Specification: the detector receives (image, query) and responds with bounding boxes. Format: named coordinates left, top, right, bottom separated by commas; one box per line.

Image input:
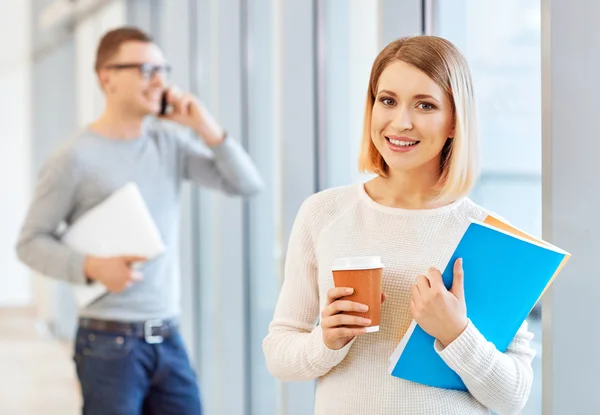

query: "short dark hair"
left=95, top=26, right=153, bottom=71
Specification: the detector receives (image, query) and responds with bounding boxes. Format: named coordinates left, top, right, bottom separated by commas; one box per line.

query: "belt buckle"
left=144, top=319, right=164, bottom=344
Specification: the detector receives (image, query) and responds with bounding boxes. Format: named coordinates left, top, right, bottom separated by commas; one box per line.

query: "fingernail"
left=363, top=319, right=372, bottom=325
left=360, top=304, right=369, bottom=311
left=346, top=288, right=353, bottom=294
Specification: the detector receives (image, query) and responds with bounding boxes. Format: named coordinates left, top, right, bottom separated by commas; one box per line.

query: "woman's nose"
left=390, top=106, right=413, bottom=131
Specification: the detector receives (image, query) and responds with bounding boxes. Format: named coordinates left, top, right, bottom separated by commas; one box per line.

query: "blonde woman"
left=262, top=36, right=535, bottom=415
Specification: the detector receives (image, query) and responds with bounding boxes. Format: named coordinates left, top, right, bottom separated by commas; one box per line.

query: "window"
left=246, top=0, right=281, bottom=413
left=320, top=0, right=381, bottom=189
left=434, top=1, right=542, bottom=413
left=130, top=0, right=544, bottom=413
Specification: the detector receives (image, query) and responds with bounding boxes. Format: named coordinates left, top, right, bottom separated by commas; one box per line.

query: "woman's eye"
left=381, top=97, right=395, bottom=106
left=418, top=102, right=436, bottom=111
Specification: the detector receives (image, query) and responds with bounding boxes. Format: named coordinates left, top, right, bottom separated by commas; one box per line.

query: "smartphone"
left=159, top=90, right=169, bottom=116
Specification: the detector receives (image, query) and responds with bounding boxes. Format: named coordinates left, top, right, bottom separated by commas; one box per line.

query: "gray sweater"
left=16, top=117, right=263, bottom=321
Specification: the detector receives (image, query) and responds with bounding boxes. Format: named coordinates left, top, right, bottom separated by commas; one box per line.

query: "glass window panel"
left=321, top=0, right=380, bottom=189
left=436, top=1, right=542, bottom=414
left=247, top=0, right=281, bottom=414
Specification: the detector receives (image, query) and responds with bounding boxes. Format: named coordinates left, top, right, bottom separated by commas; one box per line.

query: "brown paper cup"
left=332, top=256, right=383, bottom=333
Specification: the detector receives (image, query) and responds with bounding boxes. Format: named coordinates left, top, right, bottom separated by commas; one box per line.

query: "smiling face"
left=370, top=60, right=455, bottom=176
left=358, top=36, right=480, bottom=203
left=97, top=40, right=169, bottom=117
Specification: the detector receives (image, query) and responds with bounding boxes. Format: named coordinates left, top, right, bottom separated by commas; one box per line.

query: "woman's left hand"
left=410, top=258, right=468, bottom=348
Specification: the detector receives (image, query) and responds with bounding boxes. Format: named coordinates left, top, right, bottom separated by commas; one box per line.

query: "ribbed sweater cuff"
left=309, top=324, right=355, bottom=370
left=434, top=320, right=489, bottom=376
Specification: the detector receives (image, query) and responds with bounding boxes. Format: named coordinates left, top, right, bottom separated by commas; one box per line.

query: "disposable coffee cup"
left=331, top=256, right=383, bottom=333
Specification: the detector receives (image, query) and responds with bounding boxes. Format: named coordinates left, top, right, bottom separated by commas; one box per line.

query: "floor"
left=0, top=307, right=542, bottom=415
left=0, top=308, right=80, bottom=415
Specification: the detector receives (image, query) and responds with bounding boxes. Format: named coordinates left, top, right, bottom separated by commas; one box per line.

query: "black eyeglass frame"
left=103, top=63, right=172, bottom=79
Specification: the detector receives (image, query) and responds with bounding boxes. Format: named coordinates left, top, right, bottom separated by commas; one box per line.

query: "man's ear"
left=97, top=70, right=111, bottom=93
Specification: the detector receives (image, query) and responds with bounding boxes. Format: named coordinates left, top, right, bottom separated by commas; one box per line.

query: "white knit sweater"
left=262, top=183, right=536, bottom=415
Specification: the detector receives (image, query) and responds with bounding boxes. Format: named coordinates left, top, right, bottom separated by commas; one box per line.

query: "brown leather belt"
left=78, top=317, right=179, bottom=344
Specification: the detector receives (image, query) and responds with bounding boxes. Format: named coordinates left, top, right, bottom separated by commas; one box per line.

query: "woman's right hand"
left=321, top=287, right=380, bottom=350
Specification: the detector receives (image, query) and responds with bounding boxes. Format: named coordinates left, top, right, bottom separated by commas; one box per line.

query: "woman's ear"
left=449, top=124, right=456, bottom=139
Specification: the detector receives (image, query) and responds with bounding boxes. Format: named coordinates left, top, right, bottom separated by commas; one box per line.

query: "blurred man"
left=16, top=26, right=263, bottom=415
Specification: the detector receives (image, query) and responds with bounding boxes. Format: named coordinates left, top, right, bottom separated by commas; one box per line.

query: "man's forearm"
left=16, top=231, right=87, bottom=284
left=184, top=134, right=264, bottom=196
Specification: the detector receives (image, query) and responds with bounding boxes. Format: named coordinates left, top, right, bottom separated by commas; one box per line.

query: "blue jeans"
left=73, top=326, right=202, bottom=415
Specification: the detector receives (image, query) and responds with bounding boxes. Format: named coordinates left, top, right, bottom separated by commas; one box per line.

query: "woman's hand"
left=321, top=287, right=386, bottom=350
left=410, top=258, right=468, bottom=348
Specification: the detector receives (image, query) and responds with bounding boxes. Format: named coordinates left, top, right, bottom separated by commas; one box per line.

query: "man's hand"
left=84, top=256, right=146, bottom=293
left=160, top=87, right=225, bottom=147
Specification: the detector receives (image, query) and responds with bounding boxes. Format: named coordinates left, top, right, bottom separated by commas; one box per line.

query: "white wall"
left=542, top=0, right=600, bottom=411
left=0, top=0, right=32, bottom=306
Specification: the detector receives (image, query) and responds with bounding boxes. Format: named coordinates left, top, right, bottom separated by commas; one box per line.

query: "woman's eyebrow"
left=377, top=90, right=441, bottom=104
left=413, top=94, right=440, bottom=103
left=377, top=89, right=396, bottom=97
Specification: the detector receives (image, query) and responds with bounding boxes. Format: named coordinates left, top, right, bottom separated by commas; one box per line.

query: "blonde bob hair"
left=358, top=35, right=479, bottom=203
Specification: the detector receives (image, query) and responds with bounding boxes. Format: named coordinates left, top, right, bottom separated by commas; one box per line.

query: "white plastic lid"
left=331, top=256, right=383, bottom=271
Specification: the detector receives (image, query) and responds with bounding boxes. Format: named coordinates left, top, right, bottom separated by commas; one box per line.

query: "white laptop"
left=62, top=182, right=166, bottom=308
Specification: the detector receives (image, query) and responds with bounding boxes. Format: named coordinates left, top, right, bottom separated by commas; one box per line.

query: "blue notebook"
left=387, top=215, right=570, bottom=391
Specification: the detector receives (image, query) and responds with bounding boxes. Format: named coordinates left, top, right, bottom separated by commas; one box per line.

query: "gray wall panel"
left=542, top=0, right=600, bottom=412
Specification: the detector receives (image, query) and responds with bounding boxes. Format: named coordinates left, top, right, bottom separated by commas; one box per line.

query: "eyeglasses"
left=104, top=63, right=172, bottom=79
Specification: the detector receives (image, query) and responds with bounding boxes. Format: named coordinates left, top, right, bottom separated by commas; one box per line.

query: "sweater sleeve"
left=262, top=196, right=354, bottom=381
left=434, top=319, right=536, bottom=415
left=15, top=148, right=88, bottom=285
left=178, top=129, right=263, bottom=197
